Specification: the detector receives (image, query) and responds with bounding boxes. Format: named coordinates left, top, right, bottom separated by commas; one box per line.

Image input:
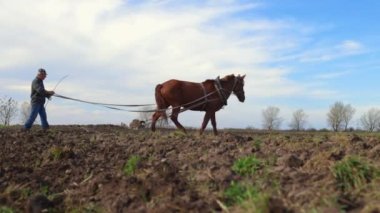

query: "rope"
left=45, top=75, right=69, bottom=108
left=53, top=75, right=70, bottom=91
left=53, top=89, right=220, bottom=113
left=54, top=93, right=155, bottom=107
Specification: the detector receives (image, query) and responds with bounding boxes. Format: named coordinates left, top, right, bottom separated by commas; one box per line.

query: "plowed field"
left=1, top=125, right=380, bottom=212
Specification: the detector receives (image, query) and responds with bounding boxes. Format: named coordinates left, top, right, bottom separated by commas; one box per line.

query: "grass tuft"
left=332, top=156, right=379, bottom=192
left=0, top=206, right=14, bottom=213
left=253, top=139, right=262, bottom=150
left=224, top=181, right=258, bottom=206
left=123, top=155, right=141, bottom=176
left=224, top=181, right=269, bottom=212
left=49, top=146, right=63, bottom=160
left=232, top=155, right=262, bottom=176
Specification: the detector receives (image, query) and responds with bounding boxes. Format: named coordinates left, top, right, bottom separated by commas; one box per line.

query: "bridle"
left=214, top=76, right=243, bottom=105
left=232, top=78, right=244, bottom=96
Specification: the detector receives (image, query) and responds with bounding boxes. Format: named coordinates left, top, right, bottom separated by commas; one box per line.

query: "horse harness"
left=198, top=76, right=239, bottom=109
left=214, top=76, right=239, bottom=106
left=199, top=82, right=209, bottom=110
left=213, top=77, right=227, bottom=106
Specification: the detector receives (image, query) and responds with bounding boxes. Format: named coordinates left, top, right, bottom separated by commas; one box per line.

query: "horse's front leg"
left=210, top=112, right=218, bottom=135
left=171, top=106, right=187, bottom=133
left=200, top=111, right=211, bottom=135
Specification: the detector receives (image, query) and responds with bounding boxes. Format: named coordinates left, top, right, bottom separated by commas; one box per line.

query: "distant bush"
left=245, top=126, right=255, bottom=130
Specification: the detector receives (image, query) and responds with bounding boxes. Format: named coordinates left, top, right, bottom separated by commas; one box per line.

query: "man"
left=23, top=68, right=55, bottom=130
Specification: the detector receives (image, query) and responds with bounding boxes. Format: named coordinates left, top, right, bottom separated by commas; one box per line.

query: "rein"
left=54, top=93, right=154, bottom=107
left=53, top=89, right=220, bottom=113
left=53, top=93, right=157, bottom=112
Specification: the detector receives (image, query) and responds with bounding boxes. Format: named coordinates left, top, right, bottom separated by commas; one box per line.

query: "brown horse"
left=151, top=74, right=246, bottom=135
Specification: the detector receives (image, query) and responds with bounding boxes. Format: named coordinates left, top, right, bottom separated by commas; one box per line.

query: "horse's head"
left=221, top=74, right=246, bottom=102
left=232, top=74, right=245, bottom=102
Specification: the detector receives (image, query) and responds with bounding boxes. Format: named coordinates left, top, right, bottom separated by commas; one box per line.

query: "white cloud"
left=250, top=70, right=303, bottom=97
left=299, top=40, right=365, bottom=62
left=340, top=40, right=363, bottom=53
left=0, top=1, right=372, bottom=128
left=313, top=71, right=350, bottom=80
left=309, top=89, right=340, bottom=99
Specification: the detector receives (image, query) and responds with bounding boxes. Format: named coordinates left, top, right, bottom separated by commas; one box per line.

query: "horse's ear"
left=241, top=74, right=246, bottom=79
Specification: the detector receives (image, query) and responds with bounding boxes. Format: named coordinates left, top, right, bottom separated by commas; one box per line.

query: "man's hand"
left=47, top=91, right=55, bottom=99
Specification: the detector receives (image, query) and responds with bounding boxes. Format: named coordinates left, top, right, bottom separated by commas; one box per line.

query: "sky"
left=1, top=0, right=379, bottom=129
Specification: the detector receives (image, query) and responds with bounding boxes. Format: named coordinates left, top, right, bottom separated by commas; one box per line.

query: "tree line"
left=1, top=96, right=380, bottom=132
left=262, top=102, right=380, bottom=132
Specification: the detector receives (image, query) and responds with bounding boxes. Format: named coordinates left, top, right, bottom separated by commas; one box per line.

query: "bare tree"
left=327, top=102, right=356, bottom=132
left=342, top=104, right=355, bottom=131
left=360, top=108, right=380, bottom=132
left=289, top=109, right=308, bottom=131
left=327, top=102, right=345, bottom=132
left=0, top=96, right=18, bottom=126
left=262, top=106, right=282, bottom=131
left=20, top=101, right=31, bottom=124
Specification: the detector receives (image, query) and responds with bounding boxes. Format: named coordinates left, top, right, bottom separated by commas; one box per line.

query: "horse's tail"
left=155, top=84, right=168, bottom=120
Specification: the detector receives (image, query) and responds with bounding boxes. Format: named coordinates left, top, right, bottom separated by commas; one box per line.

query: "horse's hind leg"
left=151, top=111, right=161, bottom=132
left=170, top=107, right=186, bottom=133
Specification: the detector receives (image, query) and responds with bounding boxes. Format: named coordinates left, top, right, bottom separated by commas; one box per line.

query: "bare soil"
left=1, top=125, right=380, bottom=212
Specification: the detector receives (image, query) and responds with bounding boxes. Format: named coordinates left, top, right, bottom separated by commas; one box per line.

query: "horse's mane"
left=221, top=74, right=235, bottom=81
left=203, top=74, right=236, bottom=83
left=203, top=79, right=214, bottom=84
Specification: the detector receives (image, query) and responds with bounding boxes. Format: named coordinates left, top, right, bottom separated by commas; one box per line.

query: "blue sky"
left=1, top=0, right=379, bottom=129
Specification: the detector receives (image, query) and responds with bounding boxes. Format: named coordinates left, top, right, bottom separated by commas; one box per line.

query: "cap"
left=38, top=68, right=47, bottom=75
